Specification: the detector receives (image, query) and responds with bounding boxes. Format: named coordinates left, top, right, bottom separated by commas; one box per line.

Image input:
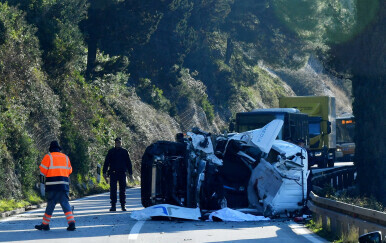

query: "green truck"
left=233, top=108, right=309, bottom=146
left=279, top=96, right=336, bottom=168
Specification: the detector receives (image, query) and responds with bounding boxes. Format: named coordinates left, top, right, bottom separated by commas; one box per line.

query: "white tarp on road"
left=208, top=208, right=270, bottom=222
left=131, top=204, right=201, bottom=221
left=131, top=205, right=270, bottom=222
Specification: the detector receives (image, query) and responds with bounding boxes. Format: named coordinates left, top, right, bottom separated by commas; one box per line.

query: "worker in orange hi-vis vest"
left=35, top=141, right=76, bottom=231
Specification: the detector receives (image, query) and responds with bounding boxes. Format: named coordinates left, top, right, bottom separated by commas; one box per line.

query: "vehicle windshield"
left=237, top=113, right=284, bottom=139
left=336, top=119, right=355, bottom=143
left=309, top=121, right=321, bottom=138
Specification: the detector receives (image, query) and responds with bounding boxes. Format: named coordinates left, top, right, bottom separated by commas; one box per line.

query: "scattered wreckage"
left=137, top=120, right=309, bottom=221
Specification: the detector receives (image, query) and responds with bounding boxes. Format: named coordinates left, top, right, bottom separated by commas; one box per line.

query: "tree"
left=4, top=0, right=88, bottom=77
left=271, top=0, right=385, bottom=202
left=326, top=2, right=386, bottom=203
left=82, top=0, right=165, bottom=79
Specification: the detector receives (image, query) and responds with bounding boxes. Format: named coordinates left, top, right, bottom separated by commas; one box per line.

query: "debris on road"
left=130, top=204, right=201, bottom=221
left=208, top=208, right=270, bottom=222
left=130, top=204, right=270, bottom=222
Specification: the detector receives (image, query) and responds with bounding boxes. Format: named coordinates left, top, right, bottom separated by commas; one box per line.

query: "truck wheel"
left=141, top=150, right=154, bottom=208
left=328, top=159, right=334, bottom=168
left=319, top=159, right=327, bottom=168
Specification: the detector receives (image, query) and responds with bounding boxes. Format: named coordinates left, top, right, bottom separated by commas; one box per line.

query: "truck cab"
left=279, top=96, right=336, bottom=168
left=234, top=108, right=309, bottom=146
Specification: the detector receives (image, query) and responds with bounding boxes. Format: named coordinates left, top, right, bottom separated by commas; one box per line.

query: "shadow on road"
left=0, top=188, right=142, bottom=242
left=0, top=187, right=321, bottom=243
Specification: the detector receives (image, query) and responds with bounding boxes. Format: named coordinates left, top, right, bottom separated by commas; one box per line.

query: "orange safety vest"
left=39, top=152, right=72, bottom=191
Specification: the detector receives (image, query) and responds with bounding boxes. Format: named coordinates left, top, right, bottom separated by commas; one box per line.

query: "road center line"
left=128, top=220, right=146, bottom=241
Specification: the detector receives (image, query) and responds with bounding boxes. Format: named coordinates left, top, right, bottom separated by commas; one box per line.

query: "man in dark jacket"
left=103, top=137, right=133, bottom=211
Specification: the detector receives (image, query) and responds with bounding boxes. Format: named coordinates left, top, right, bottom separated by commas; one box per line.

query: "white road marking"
left=128, top=220, right=146, bottom=241
left=288, top=222, right=327, bottom=243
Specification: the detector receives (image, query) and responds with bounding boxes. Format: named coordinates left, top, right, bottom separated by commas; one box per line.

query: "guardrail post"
left=322, top=215, right=328, bottom=230
left=97, top=164, right=101, bottom=183
left=333, top=174, right=337, bottom=188
left=348, top=171, right=354, bottom=187
left=330, top=217, right=337, bottom=233
left=343, top=172, right=348, bottom=189
left=337, top=174, right=343, bottom=190
left=314, top=213, right=322, bottom=228
left=40, top=174, right=45, bottom=197
left=330, top=218, right=342, bottom=235
left=342, top=222, right=349, bottom=235
left=358, top=226, right=365, bottom=236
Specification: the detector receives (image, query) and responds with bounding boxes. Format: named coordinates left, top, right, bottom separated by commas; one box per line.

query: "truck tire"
left=141, top=146, right=154, bottom=208
left=328, top=159, right=334, bottom=168
left=319, top=159, right=327, bottom=168
left=141, top=164, right=153, bottom=207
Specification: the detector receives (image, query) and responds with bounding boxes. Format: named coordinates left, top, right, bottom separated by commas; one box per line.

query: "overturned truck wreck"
left=141, top=120, right=309, bottom=217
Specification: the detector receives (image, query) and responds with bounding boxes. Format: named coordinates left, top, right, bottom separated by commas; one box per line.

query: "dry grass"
left=339, top=226, right=359, bottom=243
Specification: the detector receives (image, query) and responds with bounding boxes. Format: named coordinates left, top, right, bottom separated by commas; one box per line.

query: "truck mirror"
left=327, top=121, right=332, bottom=134
left=358, top=231, right=382, bottom=243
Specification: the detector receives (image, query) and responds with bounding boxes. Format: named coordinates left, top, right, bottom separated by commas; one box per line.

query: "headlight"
left=315, top=152, right=322, bottom=156
left=336, top=148, right=342, bottom=152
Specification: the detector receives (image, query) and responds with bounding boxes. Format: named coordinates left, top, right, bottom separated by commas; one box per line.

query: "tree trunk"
left=86, top=35, right=97, bottom=80
left=225, top=37, right=233, bottom=65
left=353, top=76, right=386, bottom=203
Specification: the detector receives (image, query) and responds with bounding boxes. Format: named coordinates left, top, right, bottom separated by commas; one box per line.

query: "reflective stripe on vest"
left=48, top=153, right=53, bottom=167
left=47, top=153, right=71, bottom=170
left=45, top=181, right=70, bottom=185
left=40, top=164, right=49, bottom=170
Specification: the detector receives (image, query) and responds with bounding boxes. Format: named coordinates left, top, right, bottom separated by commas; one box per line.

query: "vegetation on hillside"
left=0, top=0, right=383, bottom=207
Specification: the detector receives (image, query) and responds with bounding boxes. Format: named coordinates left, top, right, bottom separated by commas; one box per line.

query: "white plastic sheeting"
left=208, top=208, right=270, bottom=222
left=131, top=204, right=201, bottom=221
left=131, top=205, right=270, bottom=222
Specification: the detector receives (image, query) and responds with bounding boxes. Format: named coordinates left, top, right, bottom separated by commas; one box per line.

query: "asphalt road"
left=0, top=187, right=327, bottom=243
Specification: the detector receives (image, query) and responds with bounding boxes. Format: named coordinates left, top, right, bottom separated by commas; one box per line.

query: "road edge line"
left=128, top=220, right=146, bottom=241
left=288, top=222, right=327, bottom=243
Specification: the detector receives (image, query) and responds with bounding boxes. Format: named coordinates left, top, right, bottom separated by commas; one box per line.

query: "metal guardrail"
left=312, top=165, right=356, bottom=190
left=308, top=191, right=386, bottom=240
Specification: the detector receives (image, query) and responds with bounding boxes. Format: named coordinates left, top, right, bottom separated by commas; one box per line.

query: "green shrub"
left=0, top=199, right=29, bottom=212
left=136, top=78, right=172, bottom=112
left=200, top=97, right=215, bottom=123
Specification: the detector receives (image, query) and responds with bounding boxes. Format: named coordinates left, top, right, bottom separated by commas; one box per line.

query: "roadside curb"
left=0, top=203, right=47, bottom=219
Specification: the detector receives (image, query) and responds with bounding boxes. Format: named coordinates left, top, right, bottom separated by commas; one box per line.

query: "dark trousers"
left=110, top=171, right=126, bottom=205
left=45, top=191, right=72, bottom=215
left=42, top=190, right=75, bottom=225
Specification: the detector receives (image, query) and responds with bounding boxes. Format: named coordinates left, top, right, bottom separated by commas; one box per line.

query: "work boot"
left=121, top=204, right=126, bottom=211
left=35, top=223, right=50, bottom=231
left=67, top=222, right=76, bottom=231
left=109, top=204, right=116, bottom=211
